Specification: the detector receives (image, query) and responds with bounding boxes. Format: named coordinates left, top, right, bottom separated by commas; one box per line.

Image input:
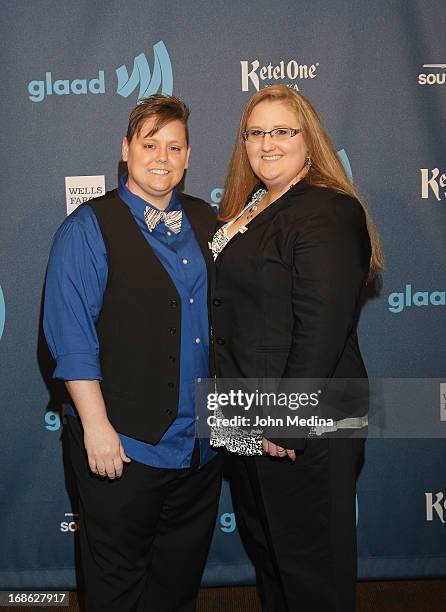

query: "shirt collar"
left=118, top=172, right=181, bottom=215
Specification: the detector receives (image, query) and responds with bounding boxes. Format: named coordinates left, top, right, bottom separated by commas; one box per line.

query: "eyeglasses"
left=242, top=127, right=302, bottom=142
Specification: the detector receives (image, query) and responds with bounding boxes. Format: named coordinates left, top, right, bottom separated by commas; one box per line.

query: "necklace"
left=245, top=190, right=268, bottom=221
left=246, top=203, right=258, bottom=221
left=244, top=170, right=305, bottom=223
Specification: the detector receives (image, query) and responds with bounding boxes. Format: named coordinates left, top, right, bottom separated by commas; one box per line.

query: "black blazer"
left=211, top=179, right=371, bottom=448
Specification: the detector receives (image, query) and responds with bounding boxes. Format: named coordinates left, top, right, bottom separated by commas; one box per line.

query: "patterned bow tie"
left=144, top=207, right=182, bottom=234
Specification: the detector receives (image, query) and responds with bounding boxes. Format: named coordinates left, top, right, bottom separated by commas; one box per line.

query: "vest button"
left=168, top=382, right=175, bottom=388
left=165, top=408, right=173, bottom=415
left=170, top=299, right=178, bottom=308
left=168, top=355, right=176, bottom=362
left=216, top=337, right=225, bottom=345
left=169, top=327, right=176, bottom=334
left=213, top=298, right=222, bottom=306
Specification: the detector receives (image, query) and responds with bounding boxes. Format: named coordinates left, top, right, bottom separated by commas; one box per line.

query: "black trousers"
left=226, top=438, right=363, bottom=612
left=64, top=416, right=223, bottom=612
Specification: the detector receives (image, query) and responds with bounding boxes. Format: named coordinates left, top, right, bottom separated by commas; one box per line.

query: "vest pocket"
left=255, top=345, right=291, bottom=353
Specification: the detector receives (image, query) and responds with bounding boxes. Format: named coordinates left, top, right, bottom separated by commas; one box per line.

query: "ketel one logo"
left=425, top=492, right=446, bottom=523
left=28, top=41, right=173, bottom=103
left=420, top=168, right=446, bottom=201
left=241, top=58, right=319, bottom=92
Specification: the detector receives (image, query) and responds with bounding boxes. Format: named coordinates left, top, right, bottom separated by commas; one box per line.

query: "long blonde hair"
left=219, top=85, right=383, bottom=277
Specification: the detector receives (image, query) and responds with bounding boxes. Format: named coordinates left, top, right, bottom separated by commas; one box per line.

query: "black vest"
left=90, top=189, right=215, bottom=444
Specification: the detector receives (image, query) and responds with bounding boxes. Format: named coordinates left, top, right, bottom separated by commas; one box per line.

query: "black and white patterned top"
left=209, top=188, right=267, bottom=261
left=209, top=188, right=267, bottom=456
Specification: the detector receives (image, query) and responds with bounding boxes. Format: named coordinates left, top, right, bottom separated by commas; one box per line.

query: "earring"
left=305, top=153, right=312, bottom=169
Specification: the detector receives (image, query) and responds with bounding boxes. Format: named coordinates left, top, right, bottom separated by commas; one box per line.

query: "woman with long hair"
left=210, top=85, right=383, bottom=611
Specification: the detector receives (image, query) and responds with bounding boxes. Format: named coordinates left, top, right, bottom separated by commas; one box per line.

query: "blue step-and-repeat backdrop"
left=0, top=0, right=445, bottom=588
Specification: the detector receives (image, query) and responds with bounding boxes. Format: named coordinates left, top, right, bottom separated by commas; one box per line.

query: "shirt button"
left=197, top=377, right=202, bottom=383
left=167, top=231, right=172, bottom=236
left=195, top=337, right=201, bottom=344
left=182, top=258, right=188, bottom=265
left=189, top=298, right=194, bottom=304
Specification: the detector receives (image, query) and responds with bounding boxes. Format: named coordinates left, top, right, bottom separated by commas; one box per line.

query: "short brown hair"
left=126, top=94, right=190, bottom=144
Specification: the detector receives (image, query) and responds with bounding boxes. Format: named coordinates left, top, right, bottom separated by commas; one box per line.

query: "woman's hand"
left=262, top=437, right=296, bottom=461
left=83, top=419, right=131, bottom=479
left=65, top=380, right=131, bottom=480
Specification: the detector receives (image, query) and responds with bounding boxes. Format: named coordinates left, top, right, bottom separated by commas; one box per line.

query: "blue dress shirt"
left=44, top=173, right=216, bottom=469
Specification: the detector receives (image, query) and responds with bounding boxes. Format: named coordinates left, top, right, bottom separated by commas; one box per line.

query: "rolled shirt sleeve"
left=43, top=204, right=108, bottom=381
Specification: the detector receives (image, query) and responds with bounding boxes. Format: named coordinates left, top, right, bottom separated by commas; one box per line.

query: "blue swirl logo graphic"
left=337, top=149, right=352, bottom=181
left=116, top=41, right=173, bottom=100
left=0, top=286, right=5, bottom=341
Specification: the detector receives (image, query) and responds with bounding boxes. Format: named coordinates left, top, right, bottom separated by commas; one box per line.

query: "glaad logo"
left=28, top=41, right=172, bottom=103
left=116, top=41, right=173, bottom=99
left=420, top=168, right=446, bottom=201
left=45, top=411, right=62, bottom=431
left=0, top=285, right=5, bottom=341
left=418, top=64, right=446, bottom=86
left=28, top=71, right=105, bottom=103
left=425, top=492, right=446, bottom=523
left=60, top=512, right=80, bottom=532
left=388, top=284, right=445, bottom=314
left=241, top=58, right=319, bottom=92
left=220, top=512, right=236, bottom=533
